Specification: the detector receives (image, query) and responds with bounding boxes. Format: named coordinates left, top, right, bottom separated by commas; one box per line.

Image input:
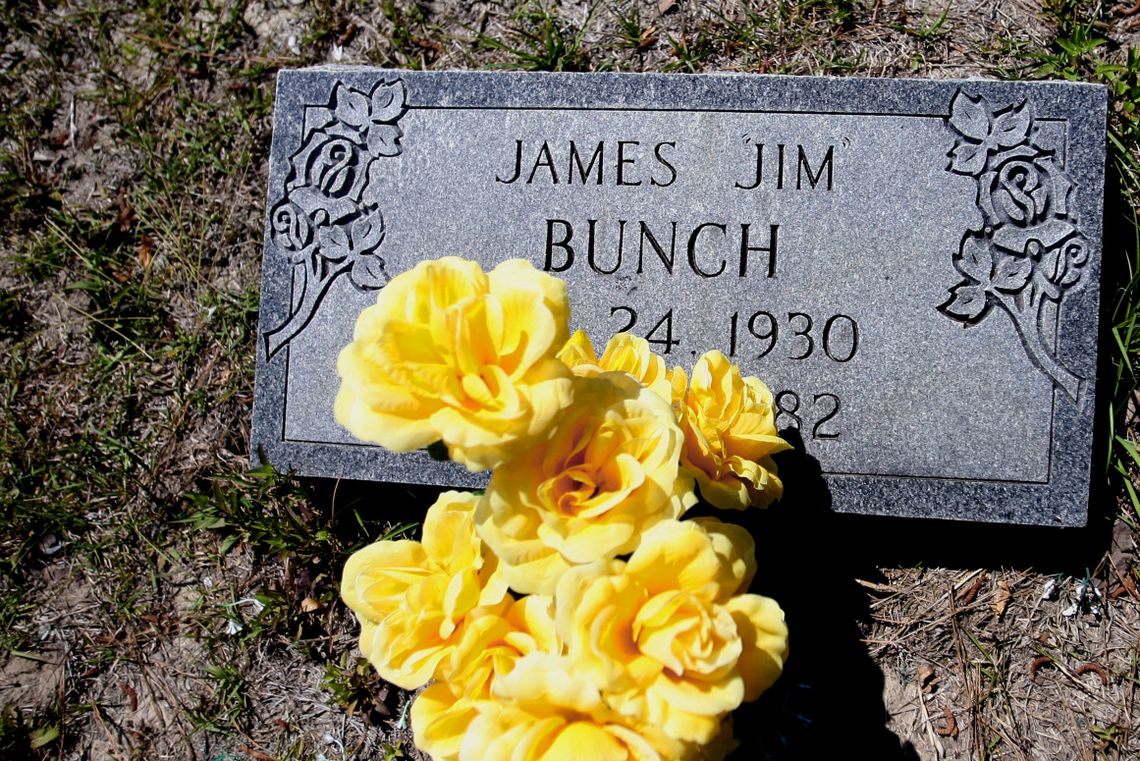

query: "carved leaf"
left=367, top=124, right=403, bottom=157
left=991, top=255, right=1033, bottom=292
left=350, top=255, right=388, bottom=289
left=954, top=236, right=992, bottom=282
left=370, top=80, right=407, bottom=123
left=939, top=283, right=989, bottom=323
left=333, top=84, right=370, bottom=128
left=948, top=91, right=991, bottom=141
left=318, top=224, right=352, bottom=262
left=350, top=209, right=385, bottom=254
left=992, top=101, right=1032, bottom=148
left=950, top=141, right=988, bottom=176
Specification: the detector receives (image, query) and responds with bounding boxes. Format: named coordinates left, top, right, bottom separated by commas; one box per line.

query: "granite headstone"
left=252, top=68, right=1106, bottom=526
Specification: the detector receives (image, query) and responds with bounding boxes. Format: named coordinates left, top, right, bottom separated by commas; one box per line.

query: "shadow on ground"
left=306, top=411, right=1121, bottom=761
left=723, top=429, right=920, bottom=760
left=727, top=410, right=1123, bottom=760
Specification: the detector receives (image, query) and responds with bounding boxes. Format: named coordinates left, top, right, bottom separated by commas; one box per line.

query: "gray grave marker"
left=252, top=68, right=1106, bottom=526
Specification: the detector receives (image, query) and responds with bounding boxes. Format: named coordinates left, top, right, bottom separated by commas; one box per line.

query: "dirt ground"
left=1, top=1, right=1138, bottom=760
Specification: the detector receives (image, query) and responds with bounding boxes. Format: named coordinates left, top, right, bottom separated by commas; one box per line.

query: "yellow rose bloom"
left=557, top=330, right=673, bottom=402
left=476, top=373, right=697, bottom=595
left=457, top=651, right=695, bottom=761
left=340, top=491, right=508, bottom=689
left=672, top=351, right=792, bottom=509
left=335, top=257, right=574, bottom=471
left=459, top=704, right=679, bottom=761
left=412, top=595, right=559, bottom=761
left=554, top=519, right=788, bottom=745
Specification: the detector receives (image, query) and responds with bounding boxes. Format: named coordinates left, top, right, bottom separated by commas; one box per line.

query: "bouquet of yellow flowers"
left=335, top=257, right=791, bottom=760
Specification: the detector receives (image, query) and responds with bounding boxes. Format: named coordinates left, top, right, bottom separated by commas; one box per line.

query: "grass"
left=0, top=1, right=1137, bottom=759
left=477, top=0, right=597, bottom=72
left=1016, top=2, right=1140, bottom=519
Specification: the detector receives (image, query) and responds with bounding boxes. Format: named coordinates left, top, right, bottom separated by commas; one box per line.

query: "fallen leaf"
left=639, top=25, right=659, bottom=49
left=29, top=724, right=59, bottom=750
left=413, top=36, right=444, bottom=53
left=116, top=186, right=134, bottom=232
left=237, top=745, right=275, bottom=761
left=992, top=580, right=1011, bottom=618
left=658, top=0, right=678, bottom=14
left=121, top=682, right=138, bottom=712
left=1030, top=655, right=1053, bottom=682
left=138, top=235, right=155, bottom=271
left=1123, top=573, right=1140, bottom=600
left=300, top=596, right=322, bottom=613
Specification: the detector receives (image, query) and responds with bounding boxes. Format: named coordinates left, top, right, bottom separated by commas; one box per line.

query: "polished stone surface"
left=252, top=68, right=1107, bottom=526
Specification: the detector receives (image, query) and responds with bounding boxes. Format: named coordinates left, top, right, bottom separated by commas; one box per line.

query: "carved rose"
left=979, top=154, right=1072, bottom=228
left=264, top=78, right=407, bottom=360
left=940, top=89, right=1089, bottom=403
left=269, top=200, right=315, bottom=263
left=305, top=136, right=369, bottom=201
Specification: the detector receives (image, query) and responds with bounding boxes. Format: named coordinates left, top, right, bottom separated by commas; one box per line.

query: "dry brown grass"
left=0, top=2, right=1137, bottom=760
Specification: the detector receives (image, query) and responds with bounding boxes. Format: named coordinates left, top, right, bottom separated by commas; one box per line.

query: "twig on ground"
left=915, top=679, right=945, bottom=760
left=947, top=584, right=979, bottom=756
left=90, top=703, right=131, bottom=761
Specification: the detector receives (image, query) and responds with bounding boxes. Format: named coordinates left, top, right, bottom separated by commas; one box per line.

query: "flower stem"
left=264, top=260, right=351, bottom=360
left=993, top=289, right=1084, bottom=403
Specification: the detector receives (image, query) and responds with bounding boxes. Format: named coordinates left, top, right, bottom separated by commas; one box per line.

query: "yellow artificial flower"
left=476, top=373, right=696, bottom=595
left=555, top=519, right=788, bottom=745
left=457, top=651, right=696, bottom=761
left=341, top=491, right=508, bottom=689
left=334, top=257, right=574, bottom=471
left=412, top=595, right=560, bottom=761
left=557, top=330, right=673, bottom=402
left=672, top=351, right=792, bottom=509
